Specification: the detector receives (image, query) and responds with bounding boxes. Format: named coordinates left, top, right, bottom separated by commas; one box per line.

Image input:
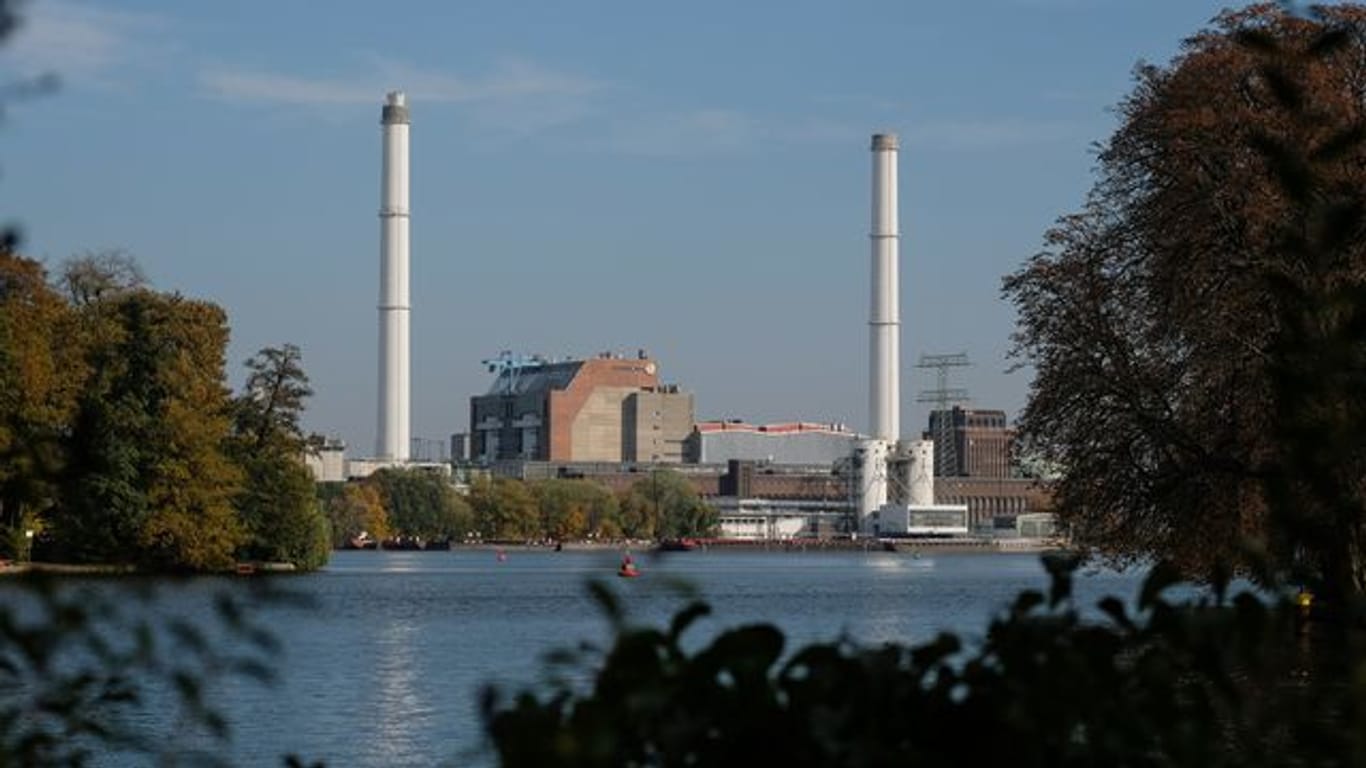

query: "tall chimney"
left=377, top=91, right=410, bottom=461
left=869, top=133, right=900, bottom=442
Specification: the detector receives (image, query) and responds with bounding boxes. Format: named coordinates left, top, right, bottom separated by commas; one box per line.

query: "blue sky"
left=0, top=0, right=1253, bottom=456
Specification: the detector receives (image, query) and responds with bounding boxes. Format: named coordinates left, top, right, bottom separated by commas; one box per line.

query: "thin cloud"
left=2, top=0, right=162, bottom=81
left=199, top=57, right=607, bottom=137
left=906, top=117, right=1092, bottom=150
left=200, top=58, right=604, bottom=107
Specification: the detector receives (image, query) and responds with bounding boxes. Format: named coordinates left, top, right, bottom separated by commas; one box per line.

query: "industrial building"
left=684, top=421, right=858, bottom=465
left=925, top=407, right=1013, bottom=478
left=469, top=352, right=693, bottom=464
left=304, top=438, right=347, bottom=483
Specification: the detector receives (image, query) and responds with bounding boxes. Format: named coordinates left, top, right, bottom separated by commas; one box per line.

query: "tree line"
left=320, top=468, right=718, bottom=547
left=0, top=250, right=329, bottom=571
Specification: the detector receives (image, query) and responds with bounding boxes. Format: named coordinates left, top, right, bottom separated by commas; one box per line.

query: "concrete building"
left=926, top=407, right=1013, bottom=478
left=469, top=352, right=693, bottom=464
left=684, top=421, right=857, bottom=466
left=304, top=438, right=347, bottom=483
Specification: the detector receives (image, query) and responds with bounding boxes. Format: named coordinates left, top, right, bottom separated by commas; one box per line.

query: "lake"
left=10, top=549, right=1146, bottom=766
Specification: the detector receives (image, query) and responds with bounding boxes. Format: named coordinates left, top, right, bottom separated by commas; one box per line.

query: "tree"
left=619, top=469, right=717, bottom=540
left=370, top=468, right=472, bottom=541
left=469, top=476, right=540, bottom=540
left=0, top=250, right=80, bottom=558
left=324, top=482, right=390, bottom=547
left=51, top=290, right=243, bottom=570
left=59, top=249, right=145, bottom=306
left=1002, top=4, right=1366, bottom=600
left=229, top=344, right=331, bottom=570
left=534, top=479, right=620, bottom=541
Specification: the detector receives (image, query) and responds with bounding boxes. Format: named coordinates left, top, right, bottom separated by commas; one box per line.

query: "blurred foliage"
left=484, top=555, right=1366, bottom=767
left=0, top=575, right=298, bottom=766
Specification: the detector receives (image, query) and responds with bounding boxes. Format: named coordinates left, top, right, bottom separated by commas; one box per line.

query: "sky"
left=0, top=0, right=1265, bottom=457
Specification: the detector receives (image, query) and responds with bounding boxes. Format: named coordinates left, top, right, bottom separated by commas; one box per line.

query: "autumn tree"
left=0, top=251, right=81, bottom=558
left=51, top=290, right=243, bottom=570
left=1003, top=5, right=1366, bottom=600
left=228, top=344, right=331, bottom=570
left=324, top=482, right=390, bottom=547
left=470, top=476, right=541, bottom=541
left=619, top=469, right=717, bottom=540
left=533, top=479, right=620, bottom=541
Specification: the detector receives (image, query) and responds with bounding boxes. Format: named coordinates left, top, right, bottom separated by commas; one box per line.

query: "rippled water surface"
left=28, top=549, right=1146, bottom=766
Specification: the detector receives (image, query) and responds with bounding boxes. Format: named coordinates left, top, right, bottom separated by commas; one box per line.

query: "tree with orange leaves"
left=1005, top=4, right=1366, bottom=604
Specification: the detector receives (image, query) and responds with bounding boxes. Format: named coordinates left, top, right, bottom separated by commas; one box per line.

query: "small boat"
left=617, top=552, right=640, bottom=578
left=496, top=549, right=508, bottom=563
left=656, top=538, right=698, bottom=552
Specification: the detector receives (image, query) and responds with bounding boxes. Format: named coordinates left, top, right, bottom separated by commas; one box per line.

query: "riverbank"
left=361, top=537, right=1068, bottom=555
left=0, top=561, right=299, bottom=576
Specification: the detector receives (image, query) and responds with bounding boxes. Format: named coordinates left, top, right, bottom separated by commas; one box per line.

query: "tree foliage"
left=229, top=344, right=330, bottom=570
left=1003, top=4, right=1366, bottom=599
left=533, top=479, right=620, bottom=541
left=50, top=291, right=242, bottom=571
left=370, top=468, right=472, bottom=542
left=324, top=482, right=390, bottom=547
left=470, top=476, right=541, bottom=541
left=618, top=470, right=717, bottom=540
left=485, top=556, right=1366, bottom=768
left=0, top=251, right=81, bottom=558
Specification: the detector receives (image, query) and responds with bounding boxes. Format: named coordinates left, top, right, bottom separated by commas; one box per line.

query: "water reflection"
left=364, top=616, right=429, bottom=766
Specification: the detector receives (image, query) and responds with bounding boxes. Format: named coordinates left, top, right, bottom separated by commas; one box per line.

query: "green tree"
left=534, top=479, right=619, bottom=541
left=0, top=250, right=80, bottom=559
left=1002, top=4, right=1366, bottom=599
left=470, top=476, right=540, bottom=540
left=619, top=469, right=717, bottom=540
left=370, top=468, right=472, bottom=541
left=52, top=291, right=243, bottom=570
left=229, top=344, right=331, bottom=570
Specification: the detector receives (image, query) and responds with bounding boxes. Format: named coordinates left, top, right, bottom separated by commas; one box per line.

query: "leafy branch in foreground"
left=0, top=576, right=297, bottom=767
left=483, top=556, right=1365, bottom=768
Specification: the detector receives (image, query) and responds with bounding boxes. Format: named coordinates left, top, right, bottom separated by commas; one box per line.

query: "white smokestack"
left=869, top=133, right=900, bottom=442
left=377, top=91, right=410, bottom=461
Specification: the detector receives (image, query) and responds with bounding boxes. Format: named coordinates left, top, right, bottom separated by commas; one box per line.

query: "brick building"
left=926, top=407, right=1013, bottom=478
left=470, top=352, right=693, bottom=464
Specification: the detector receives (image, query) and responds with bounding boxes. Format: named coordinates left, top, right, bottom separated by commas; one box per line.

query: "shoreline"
left=0, top=539, right=1067, bottom=576
left=353, top=538, right=1068, bottom=555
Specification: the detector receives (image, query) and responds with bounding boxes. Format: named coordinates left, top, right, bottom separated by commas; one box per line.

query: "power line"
left=915, top=353, right=972, bottom=476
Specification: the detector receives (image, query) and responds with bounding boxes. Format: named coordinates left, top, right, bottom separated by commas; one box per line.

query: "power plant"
left=377, top=91, right=411, bottom=462
left=330, top=103, right=1045, bottom=540
left=855, top=133, right=957, bottom=534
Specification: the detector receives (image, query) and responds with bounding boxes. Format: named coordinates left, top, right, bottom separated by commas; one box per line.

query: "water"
left=10, top=549, right=1146, bottom=766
